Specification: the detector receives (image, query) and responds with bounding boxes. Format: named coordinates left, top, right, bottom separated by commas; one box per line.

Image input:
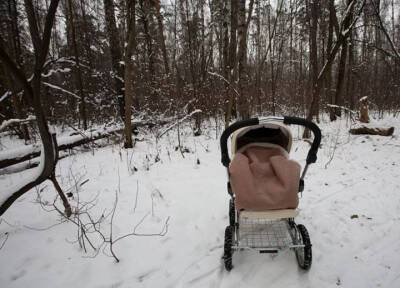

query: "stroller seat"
left=229, top=143, right=301, bottom=211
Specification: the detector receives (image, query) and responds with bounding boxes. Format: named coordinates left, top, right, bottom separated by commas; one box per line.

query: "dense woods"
left=0, top=0, right=399, bottom=213
left=1, top=0, right=399, bottom=130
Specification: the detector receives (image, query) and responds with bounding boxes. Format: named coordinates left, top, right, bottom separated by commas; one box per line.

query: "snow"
left=1, top=115, right=400, bottom=287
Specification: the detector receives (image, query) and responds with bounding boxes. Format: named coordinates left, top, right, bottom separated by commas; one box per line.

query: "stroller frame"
left=220, top=116, right=321, bottom=271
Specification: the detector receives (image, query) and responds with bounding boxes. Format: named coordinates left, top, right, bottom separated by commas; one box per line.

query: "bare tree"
left=303, top=0, right=366, bottom=137
left=0, top=0, right=71, bottom=217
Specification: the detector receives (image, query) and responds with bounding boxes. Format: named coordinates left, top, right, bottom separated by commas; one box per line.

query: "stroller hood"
left=231, top=122, right=293, bottom=155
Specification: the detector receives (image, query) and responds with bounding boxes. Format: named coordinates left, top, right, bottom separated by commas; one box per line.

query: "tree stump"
left=359, top=97, right=370, bottom=123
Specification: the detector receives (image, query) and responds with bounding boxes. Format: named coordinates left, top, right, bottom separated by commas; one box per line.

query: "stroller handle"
left=283, top=116, right=321, bottom=165
left=220, top=116, right=321, bottom=167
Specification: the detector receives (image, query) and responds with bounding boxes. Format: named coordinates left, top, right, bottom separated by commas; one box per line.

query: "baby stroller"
left=220, top=116, right=321, bottom=271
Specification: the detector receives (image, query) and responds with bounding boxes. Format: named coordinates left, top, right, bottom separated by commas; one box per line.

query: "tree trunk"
left=67, top=0, right=87, bottom=130
left=237, top=0, right=249, bottom=119
left=303, top=0, right=319, bottom=138
left=5, top=0, right=30, bottom=141
left=103, top=0, right=125, bottom=120
left=124, top=0, right=136, bottom=148
left=334, top=41, right=348, bottom=118
left=327, top=0, right=335, bottom=121
left=223, top=1, right=231, bottom=126
left=151, top=0, right=169, bottom=76
left=333, top=0, right=355, bottom=119
left=140, top=0, right=155, bottom=80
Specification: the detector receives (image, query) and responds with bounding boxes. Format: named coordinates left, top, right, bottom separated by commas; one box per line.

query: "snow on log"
left=0, top=120, right=167, bottom=170
left=0, top=116, right=36, bottom=132
left=0, top=128, right=120, bottom=170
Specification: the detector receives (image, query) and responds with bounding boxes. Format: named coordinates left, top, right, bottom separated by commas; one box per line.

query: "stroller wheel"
left=229, top=199, right=235, bottom=226
left=295, top=224, right=312, bottom=270
left=223, top=226, right=234, bottom=271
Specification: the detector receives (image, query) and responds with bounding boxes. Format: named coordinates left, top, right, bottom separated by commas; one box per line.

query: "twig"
left=109, top=169, right=121, bottom=263
left=133, top=180, right=139, bottom=214
left=0, top=232, right=9, bottom=250
left=109, top=191, right=119, bottom=262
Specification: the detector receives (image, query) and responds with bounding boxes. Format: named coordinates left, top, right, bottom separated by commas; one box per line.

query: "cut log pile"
left=348, top=97, right=395, bottom=137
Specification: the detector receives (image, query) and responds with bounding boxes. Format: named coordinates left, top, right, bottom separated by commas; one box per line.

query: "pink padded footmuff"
left=229, top=146, right=301, bottom=211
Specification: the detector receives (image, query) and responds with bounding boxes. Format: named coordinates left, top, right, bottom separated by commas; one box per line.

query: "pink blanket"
left=229, top=146, right=301, bottom=211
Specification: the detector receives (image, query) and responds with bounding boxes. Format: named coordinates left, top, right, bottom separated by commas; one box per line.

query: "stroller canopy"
left=231, top=122, right=293, bottom=156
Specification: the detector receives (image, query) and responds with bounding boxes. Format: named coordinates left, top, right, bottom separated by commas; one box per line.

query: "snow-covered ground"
left=1, top=115, right=400, bottom=288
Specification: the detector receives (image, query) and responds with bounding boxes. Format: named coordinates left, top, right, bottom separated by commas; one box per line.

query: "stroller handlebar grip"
left=283, top=116, right=321, bottom=164
left=220, top=118, right=259, bottom=167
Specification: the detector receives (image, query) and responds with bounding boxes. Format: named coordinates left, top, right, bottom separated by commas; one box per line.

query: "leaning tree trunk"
left=0, top=0, right=70, bottom=217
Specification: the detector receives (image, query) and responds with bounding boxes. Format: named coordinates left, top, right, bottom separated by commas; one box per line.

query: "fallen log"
left=0, top=130, right=117, bottom=169
left=0, top=120, right=167, bottom=170
left=349, top=126, right=394, bottom=136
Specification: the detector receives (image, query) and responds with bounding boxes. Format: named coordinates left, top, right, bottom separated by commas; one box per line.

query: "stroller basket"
left=234, top=210, right=302, bottom=251
left=220, top=116, right=321, bottom=271
left=237, top=219, right=294, bottom=250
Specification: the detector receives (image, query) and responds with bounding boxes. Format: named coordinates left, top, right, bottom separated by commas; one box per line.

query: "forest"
left=0, top=0, right=400, bottom=287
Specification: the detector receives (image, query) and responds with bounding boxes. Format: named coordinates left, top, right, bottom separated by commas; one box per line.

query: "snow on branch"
left=42, top=67, right=71, bottom=78
left=157, top=109, right=202, bottom=138
left=0, top=91, right=12, bottom=103
left=327, top=104, right=357, bottom=115
left=207, top=71, right=239, bottom=96
left=43, top=82, right=81, bottom=99
left=0, top=115, right=36, bottom=132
